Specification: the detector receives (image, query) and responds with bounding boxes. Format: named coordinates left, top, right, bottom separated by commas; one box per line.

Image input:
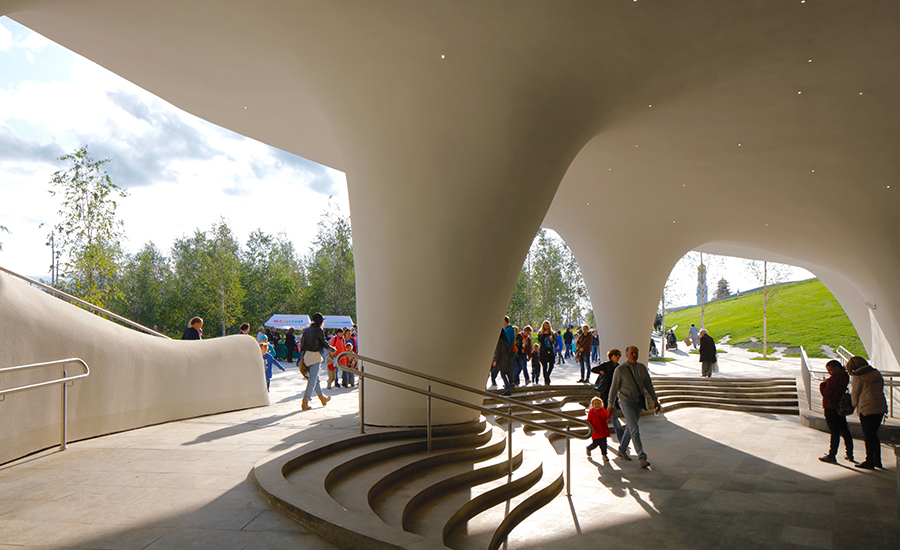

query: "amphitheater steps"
left=253, top=418, right=564, bottom=550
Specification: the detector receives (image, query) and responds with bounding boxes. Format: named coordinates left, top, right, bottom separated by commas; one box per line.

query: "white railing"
left=805, top=346, right=898, bottom=419
left=0, top=358, right=90, bottom=451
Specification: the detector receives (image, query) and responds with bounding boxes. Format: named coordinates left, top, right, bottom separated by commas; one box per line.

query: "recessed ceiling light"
left=738, top=143, right=741, bottom=146
left=798, top=91, right=802, bottom=94
left=811, top=170, right=815, bottom=172
left=441, top=55, right=445, bottom=59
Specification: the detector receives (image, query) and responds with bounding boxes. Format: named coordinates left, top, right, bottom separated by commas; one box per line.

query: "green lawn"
left=663, top=279, right=866, bottom=359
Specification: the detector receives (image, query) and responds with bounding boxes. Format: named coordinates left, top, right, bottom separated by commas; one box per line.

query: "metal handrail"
left=332, top=351, right=593, bottom=496
left=0, top=358, right=90, bottom=451
left=836, top=346, right=853, bottom=365
left=0, top=265, right=170, bottom=339
left=800, top=346, right=897, bottom=419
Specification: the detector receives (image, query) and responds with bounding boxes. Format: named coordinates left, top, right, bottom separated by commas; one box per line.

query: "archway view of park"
left=0, top=3, right=898, bottom=550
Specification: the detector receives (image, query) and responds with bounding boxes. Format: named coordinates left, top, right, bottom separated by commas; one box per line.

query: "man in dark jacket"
left=563, top=327, right=574, bottom=359
left=492, top=328, right=514, bottom=396
left=698, top=328, right=716, bottom=377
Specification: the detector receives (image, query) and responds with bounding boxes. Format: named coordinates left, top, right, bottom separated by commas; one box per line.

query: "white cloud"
left=17, top=28, right=50, bottom=54
left=0, top=21, right=349, bottom=277
left=0, top=22, right=12, bottom=51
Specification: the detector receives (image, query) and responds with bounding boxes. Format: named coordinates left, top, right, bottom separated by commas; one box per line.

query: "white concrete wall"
left=0, top=273, right=269, bottom=465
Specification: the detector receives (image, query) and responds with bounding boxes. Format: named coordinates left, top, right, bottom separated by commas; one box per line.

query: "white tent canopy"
left=264, top=314, right=355, bottom=330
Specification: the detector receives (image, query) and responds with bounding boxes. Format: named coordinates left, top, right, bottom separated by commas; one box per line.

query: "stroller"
left=649, top=338, right=659, bottom=358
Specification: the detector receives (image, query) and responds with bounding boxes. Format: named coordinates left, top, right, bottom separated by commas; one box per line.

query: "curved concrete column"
left=0, top=273, right=268, bottom=465
left=4, top=1, right=900, bottom=426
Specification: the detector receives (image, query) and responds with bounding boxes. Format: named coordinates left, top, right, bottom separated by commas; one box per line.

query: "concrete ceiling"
left=4, top=1, right=899, bottom=422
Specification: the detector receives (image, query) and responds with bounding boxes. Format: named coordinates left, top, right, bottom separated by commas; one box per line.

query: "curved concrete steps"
left=655, top=377, right=798, bottom=415
left=252, top=418, right=565, bottom=550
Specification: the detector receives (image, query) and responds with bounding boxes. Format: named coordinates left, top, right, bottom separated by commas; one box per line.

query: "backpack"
left=838, top=392, right=854, bottom=416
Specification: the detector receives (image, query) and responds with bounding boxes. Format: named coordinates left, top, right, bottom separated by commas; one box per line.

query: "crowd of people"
left=180, top=314, right=890, bottom=473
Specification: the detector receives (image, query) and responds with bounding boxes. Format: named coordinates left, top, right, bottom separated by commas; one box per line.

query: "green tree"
left=241, top=229, right=305, bottom=329
left=745, top=260, right=791, bottom=358
left=169, top=220, right=245, bottom=336
left=49, top=145, right=127, bottom=308
left=0, top=225, right=8, bottom=251
left=303, top=204, right=356, bottom=317
left=204, top=220, right=245, bottom=336
left=114, top=242, right=171, bottom=331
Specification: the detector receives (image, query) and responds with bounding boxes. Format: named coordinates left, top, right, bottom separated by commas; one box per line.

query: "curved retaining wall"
left=0, top=272, right=269, bottom=465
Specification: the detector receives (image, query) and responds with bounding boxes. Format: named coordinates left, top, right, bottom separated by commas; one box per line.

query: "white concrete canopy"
left=3, top=0, right=898, bottom=426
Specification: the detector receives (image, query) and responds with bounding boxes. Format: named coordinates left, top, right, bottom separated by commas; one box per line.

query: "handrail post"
left=60, top=364, right=67, bottom=451
left=565, top=420, right=571, bottom=497
left=427, top=383, right=432, bottom=453
left=507, top=402, right=513, bottom=477
left=359, top=363, right=365, bottom=434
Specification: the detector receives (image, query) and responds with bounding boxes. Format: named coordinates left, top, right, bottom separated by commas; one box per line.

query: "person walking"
left=688, top=323, right=700, bottom=349
left=818, top=360, right=854, bottom=464
left=563, top=327, right=574, bottom=360
left=848, top=356, right=887, bottom=469
left=260, top=341, right=285, bottom=392
left=492, top=324, right=515, bottom=396
left=515, top=326, right=533, bottom=385
left=299, top=313, right=334, bottom=410
left=585, top=397, right=611, bottom=461
left=555, top=330, right=565, bottom=364
left=607, top=346, right=660, bottom=469
left=537, top=321, right=556, bottom=385
left=590, top=329, right=600, bottom=363
left=592, top=349, right=625, bottom=443
left=698, top=328, right=717, bottom=377
left=340, top=328, right=356, bottom=387
left=285, top=328, right=296, bottom=363
left=575, top=325, right=593, bottom=383
left=327, top=330, right=346, bottom=389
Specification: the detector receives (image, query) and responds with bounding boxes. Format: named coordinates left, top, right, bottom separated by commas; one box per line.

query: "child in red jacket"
left=586, top=396, right=611, bottom=461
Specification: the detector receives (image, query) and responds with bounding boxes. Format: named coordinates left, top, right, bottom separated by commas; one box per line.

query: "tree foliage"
left=302, top=204, right=356, bottom=317
left=49, top=145, right=127, bottom=308
left=506, top=229, right=588, bottom=330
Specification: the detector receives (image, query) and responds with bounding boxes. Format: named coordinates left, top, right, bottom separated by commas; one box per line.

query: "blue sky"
left=0, top=16, right=349, bottom=279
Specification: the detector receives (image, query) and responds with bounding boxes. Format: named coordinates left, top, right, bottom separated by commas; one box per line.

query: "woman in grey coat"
left=847, top=355, right=887, bottom=469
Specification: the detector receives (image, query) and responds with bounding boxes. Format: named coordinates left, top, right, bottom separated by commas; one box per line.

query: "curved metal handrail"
left=0, top=358, right=91, bottom=452
left=332, top=351, right=593, bottom=496
left=333, top=351, right=593, bottom=440
left=0, top=265, right=170, bottom=339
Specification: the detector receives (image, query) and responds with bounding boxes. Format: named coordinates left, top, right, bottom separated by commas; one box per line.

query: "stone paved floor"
left=0, top=351, right=896, bottom=549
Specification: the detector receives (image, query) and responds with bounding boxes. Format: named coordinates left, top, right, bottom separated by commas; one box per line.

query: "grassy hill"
left=663, top=279, right=866, bottom=359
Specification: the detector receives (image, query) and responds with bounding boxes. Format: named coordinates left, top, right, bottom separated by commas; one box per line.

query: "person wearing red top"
left=818, top=360, right=854, bottom=464
left=327, top=331, right=347, bottom=389
left=586, top=396, right=611, bottom=461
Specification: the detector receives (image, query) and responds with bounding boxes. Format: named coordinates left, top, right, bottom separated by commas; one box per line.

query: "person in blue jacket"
left=260, top=341, right=285, bottom=392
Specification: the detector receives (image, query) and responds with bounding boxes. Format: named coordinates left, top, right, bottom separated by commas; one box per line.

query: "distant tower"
left=696, top=263, right=708, bottom=306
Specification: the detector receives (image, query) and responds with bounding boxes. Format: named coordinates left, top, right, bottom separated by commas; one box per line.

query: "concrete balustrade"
left=0, top=272, right=269, bottom=465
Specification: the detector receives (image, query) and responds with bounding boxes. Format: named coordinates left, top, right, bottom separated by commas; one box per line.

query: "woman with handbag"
left=848, top=355, right=887, bottom=469
left=300, top=313, right=335, bottom=410
left=818, top=360, right=853, bottom=464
